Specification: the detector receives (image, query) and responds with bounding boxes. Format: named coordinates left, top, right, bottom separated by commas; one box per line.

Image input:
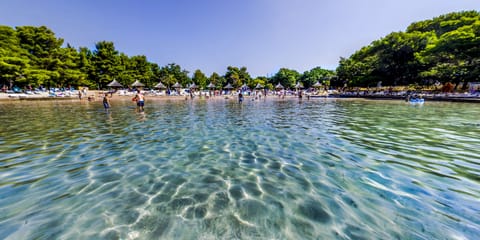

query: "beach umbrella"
left=224, top=83, right=234, bottom=89
left=312, top=81, right=322, bottom=88
left=275, top=83, right=284, bottom=90
left=240, top=84, right=249, bottom=91
left=207, top=82, right=216, bottom=89
left=131, top=80, right=145, bottom=87
left=154, top=82, right=166, bottom=89
left=172, top=82, right=182, bottom=94
left=295, top=82, right=304, bottom=89
left=172, top=82, right=182, bottom=88
left=189, top=83, right=198, bottom=89
left=107, top=79, right=123, bottom=88
left=255, top=83, right=264, bottom=89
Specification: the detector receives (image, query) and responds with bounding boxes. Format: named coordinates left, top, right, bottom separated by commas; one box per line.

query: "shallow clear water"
left=0, top=98, right=479, bottom=239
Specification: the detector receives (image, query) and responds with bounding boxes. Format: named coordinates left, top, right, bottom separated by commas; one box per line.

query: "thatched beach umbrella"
left=189, top=83, right=198, bottom=89
left=131, top=80, right=145, bottom=87
left=224, top=83, right=234, bottom=89
left=172, top=82, right=182, bottom=94
left=275, top=83, right=284, bottom=90
left=207, top=82, right=216, bottom=96
left=107, top=79, right=123, bottom=88
left=207, top=82, right=216, bottom=89
left=223, top=83, right=234, bottom=95
left=172, top=82, right=182, bottom=89
left=295, top=82, right=304, bottom=89
left=255, top=83, right=264, bottom=89
left=154, top=82, right=166, bottom=89
left=312, top=81, right=322, bottom=88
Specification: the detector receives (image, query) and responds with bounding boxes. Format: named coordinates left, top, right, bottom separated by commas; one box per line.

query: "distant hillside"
left=335, top=11, right=479, bottom=89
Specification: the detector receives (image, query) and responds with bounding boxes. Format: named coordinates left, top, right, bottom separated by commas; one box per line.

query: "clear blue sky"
left=1, top=0, right=479, bottom=77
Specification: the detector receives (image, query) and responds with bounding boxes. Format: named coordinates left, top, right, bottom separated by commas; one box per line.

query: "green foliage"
left=270, top=68, right=300, bottom=89
left=337, top=11, right=480, bottom=88
left=158, top=63, right=190, bottom=88
left=300, top=67, right=335, bottom=88
left=249, top=76, right=268, bottom=90
left=224, top=66, right=251, bottom=88
left=3, top=11, right=477, bottom=91
left=0, top=25, right=181, bottom=90
left=192, top=69, right=208, bottom=89
left=208, top=72, right=225, bottom=89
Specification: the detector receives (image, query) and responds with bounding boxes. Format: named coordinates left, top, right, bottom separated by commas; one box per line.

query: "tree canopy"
left=2, top=11, right=477, bottom=91
left=336, top=10, right=480, bottom=90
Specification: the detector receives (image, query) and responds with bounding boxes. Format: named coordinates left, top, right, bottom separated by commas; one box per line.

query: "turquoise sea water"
left=0, top=98, right=479, bottom=239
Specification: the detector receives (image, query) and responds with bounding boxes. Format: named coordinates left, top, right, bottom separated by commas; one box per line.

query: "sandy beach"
left=2, top=90, right=479, bottom=103
left=0, top=91, right=261, bottom=102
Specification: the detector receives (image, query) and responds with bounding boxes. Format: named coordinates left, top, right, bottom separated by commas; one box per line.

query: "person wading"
left=133, top=90, right=145, bottom=112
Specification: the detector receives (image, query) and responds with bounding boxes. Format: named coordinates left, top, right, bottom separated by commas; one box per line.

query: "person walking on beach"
left=103, top=93, right=111, bottom=110
left=133, top=90, right=145, bottom=112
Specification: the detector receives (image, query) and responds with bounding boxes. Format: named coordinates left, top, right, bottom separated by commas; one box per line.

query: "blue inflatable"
left=409, top=98, right=425, bottom=104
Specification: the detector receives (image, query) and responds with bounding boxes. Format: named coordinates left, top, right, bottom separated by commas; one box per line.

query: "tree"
left=336, top=11, right=480, bottom=89
left=158, top=63, right=190, bottom=88
left=270, top=68, right=300, bottom=89
left=56, top=44, right=86, bottom=88
left=208, top=72, right=225, bottom=89
left=15, top=26, right=65, bottom=88
left=77, top=47, right=95, bottom=88
left=128, top=55, right=154, bottom=87
left=0, top=26, right=31, bottom=88
left=224, top=66, right=251, bottom=88
left=250, top=76, right=268, bottom=90
left=192, top=69, right=208, bottom=89
left=300, top=67, right=334, bottom=88
left=91, top=41, right=122, bottom=89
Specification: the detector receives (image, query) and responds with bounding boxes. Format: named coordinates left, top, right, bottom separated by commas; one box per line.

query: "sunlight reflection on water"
left=0, top=98, right=479, bottom=239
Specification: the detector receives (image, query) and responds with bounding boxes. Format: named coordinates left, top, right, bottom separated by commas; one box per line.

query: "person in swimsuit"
left=134, top=90, right=145, bottom=112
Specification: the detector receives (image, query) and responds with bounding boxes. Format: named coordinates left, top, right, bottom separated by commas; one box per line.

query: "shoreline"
left=330, top=94, right=480, bottom=103
left=2, top=92, right=480, bottom=103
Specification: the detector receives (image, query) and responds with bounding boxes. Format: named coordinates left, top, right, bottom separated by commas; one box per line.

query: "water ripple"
left=0, top=99, right=479, bottom=239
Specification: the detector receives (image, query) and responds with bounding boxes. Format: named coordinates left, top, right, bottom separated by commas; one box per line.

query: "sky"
left=1, top=0, right=479, bottom=77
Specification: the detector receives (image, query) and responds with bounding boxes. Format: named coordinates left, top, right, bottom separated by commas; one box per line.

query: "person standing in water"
left=103, top=93, right=111, bottom=110
left=134, top=90, right=145, bottom=112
